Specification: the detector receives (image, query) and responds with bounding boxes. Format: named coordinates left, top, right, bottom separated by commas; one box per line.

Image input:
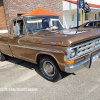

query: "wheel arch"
left=36, top=52, right=58, bottom=64
left=35, top=51, right=65, bottom=72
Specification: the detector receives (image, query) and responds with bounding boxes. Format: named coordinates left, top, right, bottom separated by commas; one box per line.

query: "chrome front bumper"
left=65, top=52, right=100, bottom=73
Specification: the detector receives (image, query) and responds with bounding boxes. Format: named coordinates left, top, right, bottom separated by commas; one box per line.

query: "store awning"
left=64, top=0, right=100, bottom=9
left=21, top=8, right=60, bottom=17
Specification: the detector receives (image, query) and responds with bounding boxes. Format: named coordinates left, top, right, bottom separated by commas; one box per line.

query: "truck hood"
left=34, top=29, right=100, bottom=47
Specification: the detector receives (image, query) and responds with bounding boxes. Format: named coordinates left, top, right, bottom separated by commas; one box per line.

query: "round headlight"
left=70, top=49, right=76, bottom=58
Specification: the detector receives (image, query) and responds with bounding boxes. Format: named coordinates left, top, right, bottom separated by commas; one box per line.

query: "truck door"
left=9, top=18, right=27, bottom=59
left=0, top=32, right=13, bottom=56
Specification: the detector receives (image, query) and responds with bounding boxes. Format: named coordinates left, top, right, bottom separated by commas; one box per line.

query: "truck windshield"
left=24, top=17, right=65, bottom=34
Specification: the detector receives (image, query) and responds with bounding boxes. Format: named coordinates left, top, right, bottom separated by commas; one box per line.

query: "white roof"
left=72, top=0, right=100, bottom=5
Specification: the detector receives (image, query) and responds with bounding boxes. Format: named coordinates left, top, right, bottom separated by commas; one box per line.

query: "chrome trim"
left=51, top=41, right=57, bottom=45
left=96, top=42, right=100, bottom=45
left=0, top=42, right=63, bottom=53
left=9, top=44, right=63, bottom=53
left=65, top=58, right=90, bottom=73
left=43, top=61, right=55, bottom=77
left=65, top=51, right=100, bottom=73
left=0, top=43, right=9, bottom=45
left=51, top=41, right=63, bottom=45
left=64, top=37, right=100, bottom=62
left=78, top=45, right=93, bottom=52
left=71, top=37, right=100, bottom=49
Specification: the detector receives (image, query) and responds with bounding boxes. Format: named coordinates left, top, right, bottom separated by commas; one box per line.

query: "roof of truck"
left=12, top=15, right=59, bottom=21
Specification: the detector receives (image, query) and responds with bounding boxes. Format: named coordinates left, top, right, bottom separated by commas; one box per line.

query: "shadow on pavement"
left=6, top=56, right=75, bottom=82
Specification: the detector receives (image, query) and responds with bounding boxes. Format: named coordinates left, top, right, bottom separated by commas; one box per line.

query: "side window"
left=94, top=22, right=100, bottom=27
left=85, top=13, right=88, bottom=20
left=26, top=20, right=43, bottom=34
left=14, top=20, right=26, bottom=35
left=52, top=21, right=62, bottom=29
left=95, top=14, right=98, bottom=20
left=94, top=22, right=97, bottom=27
left=97, top=22, right=100, bottom=27
left=85, top=22, right=93, bottom=27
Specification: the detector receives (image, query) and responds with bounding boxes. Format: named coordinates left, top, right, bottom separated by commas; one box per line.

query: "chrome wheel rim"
left=43, top=61, right=55, bottom=77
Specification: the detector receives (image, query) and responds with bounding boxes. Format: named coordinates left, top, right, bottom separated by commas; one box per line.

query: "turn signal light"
left=65, top=60, right=75, bottom=65
left=56, top=42, right=62, bottom=45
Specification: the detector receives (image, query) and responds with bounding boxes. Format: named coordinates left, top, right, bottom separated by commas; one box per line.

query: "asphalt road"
left=0, top=57, right=100, bottom=100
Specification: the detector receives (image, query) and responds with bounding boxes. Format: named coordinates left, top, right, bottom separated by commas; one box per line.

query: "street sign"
left=84, top=2, right=91, bottom=13
left=79, top=0, right=84, bottom=8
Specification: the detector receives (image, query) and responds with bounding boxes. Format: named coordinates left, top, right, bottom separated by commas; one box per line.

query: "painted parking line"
left=15, top=68, right=26, bottom=69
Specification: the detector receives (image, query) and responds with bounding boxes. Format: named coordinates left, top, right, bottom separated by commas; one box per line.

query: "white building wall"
left=63, top=9, right=83, bottom=28
left=63, top=11, right=76, bottom=28
left=71, top=2, right=77, bottom=9
left=63, top=0, right=100, bottom=11
left=63, top=1, right=77, bottom=10
left=63, top=1, right=69, bottom=10
left=63, top=1, right=100, bottom=29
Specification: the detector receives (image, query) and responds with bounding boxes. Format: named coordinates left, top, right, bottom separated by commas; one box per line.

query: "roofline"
left=64, top=0, right=100, bottom=9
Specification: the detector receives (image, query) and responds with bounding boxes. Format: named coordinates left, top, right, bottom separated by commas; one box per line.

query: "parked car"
left=0, top=15, right=100, bottom=82
left=72, top=21, right=100, bottom=30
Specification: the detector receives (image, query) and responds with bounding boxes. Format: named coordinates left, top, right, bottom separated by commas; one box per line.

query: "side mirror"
left=14, top=24, right=20, bottom=36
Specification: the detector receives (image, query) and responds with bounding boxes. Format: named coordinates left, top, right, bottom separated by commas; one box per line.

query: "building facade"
left=0, top=0, right=63, bottom=32
left=63, top=0, right=100, bottom=29
left=0, top=0, right=7, bottom=30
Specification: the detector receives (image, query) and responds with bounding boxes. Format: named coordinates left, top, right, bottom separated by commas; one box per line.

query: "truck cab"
left=0, top=15, right=100, bottom=82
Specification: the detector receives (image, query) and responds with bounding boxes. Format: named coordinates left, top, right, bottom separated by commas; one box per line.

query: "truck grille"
left=64, top=37, right=100, bottom=62
left=69, top=38, right=100, bottom=61
left=95, top=39, right=100, bottom=50
left=77, top=42, right=94, bottom=56
left=76, top=38, right=100, bottom=57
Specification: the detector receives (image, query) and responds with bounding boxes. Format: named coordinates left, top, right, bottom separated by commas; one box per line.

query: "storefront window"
left=72, top=15, right=74, bottom=21
left=85, top=13, right=88, bottom=20
left=99, top=13, right=100, bottom=20
left=79, top=13, right=81, bottom=21
left=95, top=14, right=98, bottom=20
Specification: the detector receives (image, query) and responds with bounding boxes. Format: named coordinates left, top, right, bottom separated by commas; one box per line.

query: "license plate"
left=92, top=55, right=98, bottom=62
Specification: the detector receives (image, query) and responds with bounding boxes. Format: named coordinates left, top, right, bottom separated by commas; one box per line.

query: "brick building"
left=0, top=0, right=7, bottom=30
left=0, top=0, right=63, bottom=32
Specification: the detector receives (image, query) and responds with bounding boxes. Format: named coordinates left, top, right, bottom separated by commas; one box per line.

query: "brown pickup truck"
left=0, top=15, right=100, bottom=81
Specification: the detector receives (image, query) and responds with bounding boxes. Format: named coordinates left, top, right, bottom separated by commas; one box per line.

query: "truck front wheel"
left=39, top=56, right=60, bottom=82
